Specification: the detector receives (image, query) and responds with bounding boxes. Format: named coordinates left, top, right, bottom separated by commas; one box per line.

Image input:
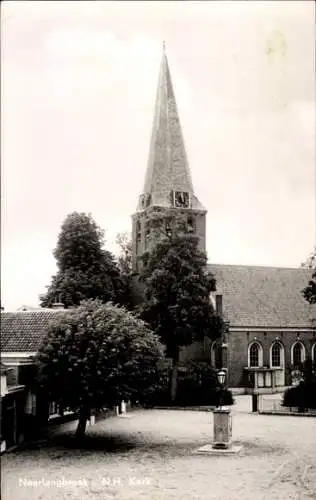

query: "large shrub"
left=283, top=360, right=316, bottom=411
left=142, top=361, right=234, bottom=407
left=282, top=381, right=316, bottom=411
left=37, top=300, right=164, bottom=437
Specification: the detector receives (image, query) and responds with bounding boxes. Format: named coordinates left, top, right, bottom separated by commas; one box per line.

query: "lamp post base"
left=194, top=444, right=243, bottom=455
left=212, top=409, right=232, bottom=449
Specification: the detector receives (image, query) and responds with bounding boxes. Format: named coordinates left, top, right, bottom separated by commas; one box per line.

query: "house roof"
left=208, top=264, right=316, bottom=328
left=1, top=310, right=66, bottom=353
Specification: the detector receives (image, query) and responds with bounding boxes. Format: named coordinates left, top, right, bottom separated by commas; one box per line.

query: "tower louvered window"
left=136, top=220, right=141, bottom=253
left=187, top=216, right=195, bottom=233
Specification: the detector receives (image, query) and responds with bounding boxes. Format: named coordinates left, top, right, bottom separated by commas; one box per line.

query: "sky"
left=1, top=1, right=315, bottom=311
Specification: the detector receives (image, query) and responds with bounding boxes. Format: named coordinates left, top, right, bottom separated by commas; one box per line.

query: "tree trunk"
left=75, top=408, right=90, bottom=440
left=170, top=346, right=180, bottom=402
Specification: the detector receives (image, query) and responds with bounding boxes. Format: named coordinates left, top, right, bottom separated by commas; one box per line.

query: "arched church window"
left=270, top=342, right=284, bottom=367
left=291, top=342, right=305, bottom=367
left=312, top=343, right=316, bottom=363
left=211, top=341, right=222, bottom=369
left=248, top=342, right=263, bottom=368
left=210, top=341, right=216, bottom=367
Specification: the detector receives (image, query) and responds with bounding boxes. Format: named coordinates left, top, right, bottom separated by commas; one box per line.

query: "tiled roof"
left=1, top=310, right=66, bottom=353
left=209, top=264, right=316, bottom=328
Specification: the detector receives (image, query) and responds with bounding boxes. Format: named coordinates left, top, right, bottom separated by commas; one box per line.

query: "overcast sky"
left=1, top=1, right=315, bottom=311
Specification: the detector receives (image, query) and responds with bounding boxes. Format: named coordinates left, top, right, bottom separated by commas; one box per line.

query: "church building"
left=131, top=44, right=316, bottom=392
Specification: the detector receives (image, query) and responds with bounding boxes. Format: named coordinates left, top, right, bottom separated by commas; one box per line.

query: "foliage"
left=142, top=361, right=234, bottom=407
left=115, top=232, right=134, bottom=309
left=40, top=213, right=125, bottom=308
left=300, top=247, right=316, bottom=269
left=302, top=271, right=316, bottom=304
left=301, top=247, right=316, bottom=304
left=116, top=232, right=132, bottom=275
left=36, top=300, right=164, bottom=437
left=283, top=359, right=316, bottom=411
left=282, top=381, right=316, bottom=411
left=139, top=232, right=224, bottom=359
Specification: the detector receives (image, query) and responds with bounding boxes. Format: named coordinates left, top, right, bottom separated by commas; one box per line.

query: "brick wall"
left=131, top=206, right=206, bottom=273
left=228, top=329, right=316, bottom=387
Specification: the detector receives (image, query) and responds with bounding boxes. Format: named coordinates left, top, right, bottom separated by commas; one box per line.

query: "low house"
left=0, top=306, right=66, bottom=451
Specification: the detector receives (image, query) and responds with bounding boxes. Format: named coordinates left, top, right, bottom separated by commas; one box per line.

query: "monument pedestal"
left=193, top=409, right=243, bottom=455
left=212, top=409, right=232, bottom=449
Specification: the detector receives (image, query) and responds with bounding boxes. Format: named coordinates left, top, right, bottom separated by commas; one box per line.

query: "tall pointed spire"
left=138, top=44, right=204, bottom=211
left=131, top=45, right=206, bottom=275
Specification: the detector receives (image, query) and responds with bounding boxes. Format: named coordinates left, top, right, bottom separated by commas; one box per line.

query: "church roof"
left=1, top=268, right=314, bottom=353
left=1, top=310, right=65, bottom=353
left=209, top=264, right=316, bottom=328
left=138, top=44, right=205, bottom=211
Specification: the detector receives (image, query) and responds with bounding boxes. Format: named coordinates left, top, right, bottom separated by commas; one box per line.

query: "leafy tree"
left=116, top=232, right=132, bottom=275
left=301, top=247, right=316, bottom=304
left=300, top=247, right=316, bottom=269
left=40, top=213, right=124, bottom=308
left=283, top=359, right=316, bottom=411
left=139, top=231, right=224, bottom=401
left=36, top=300, right=164, bottom=438
left=115, top=232, right=133, bottom=309
left=303, top=272, right=316, bottom=304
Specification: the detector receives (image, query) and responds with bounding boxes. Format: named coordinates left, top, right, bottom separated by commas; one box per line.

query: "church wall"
left=227, top=331, right=248, bottom=387
left=228, top=329, right=316, bottom=388
left=177, top=329, right=316, bottom=388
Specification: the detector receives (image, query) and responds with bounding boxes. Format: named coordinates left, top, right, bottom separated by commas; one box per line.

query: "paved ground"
left=2, top=396, right=316, bottom=500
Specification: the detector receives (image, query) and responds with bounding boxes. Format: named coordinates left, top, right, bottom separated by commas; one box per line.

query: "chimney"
left=215, top=294, right=223, bottom=316
left=51, top=302, right=64, bottom=310
left=52, top=295, right=64, bottom=310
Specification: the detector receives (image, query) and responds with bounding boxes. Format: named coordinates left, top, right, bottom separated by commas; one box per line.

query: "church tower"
left=131, top=44, right=206, bottom=275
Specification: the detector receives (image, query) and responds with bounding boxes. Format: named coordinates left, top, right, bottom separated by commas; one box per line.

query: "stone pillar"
left=212, top=409, right=232, bottom=449
left=121, top=401, right=126, bottom=415
left=222, top=346, right=228, bottom=371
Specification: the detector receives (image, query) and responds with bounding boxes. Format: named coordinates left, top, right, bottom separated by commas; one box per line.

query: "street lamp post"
left=217, top=368, right=226, bottom=410
left=212, top=368, right=232, bottom=450
left=195, top=366, right=242, bottom=454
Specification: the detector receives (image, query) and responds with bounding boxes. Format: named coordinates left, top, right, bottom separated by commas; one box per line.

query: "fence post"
left=252, top=393, right=258, bottom=413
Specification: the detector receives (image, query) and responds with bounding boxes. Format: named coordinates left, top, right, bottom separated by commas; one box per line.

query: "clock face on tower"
left=174, top=191, right=190, bottom=208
